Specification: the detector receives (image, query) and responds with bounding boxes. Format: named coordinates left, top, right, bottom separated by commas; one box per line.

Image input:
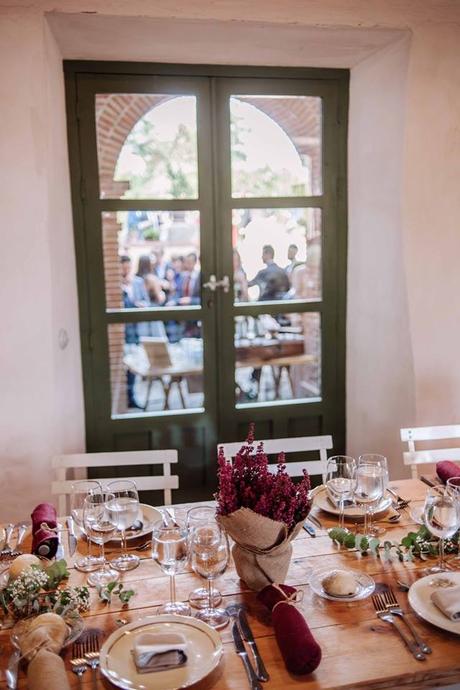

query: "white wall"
left=1, top=2, right=460, bottom=519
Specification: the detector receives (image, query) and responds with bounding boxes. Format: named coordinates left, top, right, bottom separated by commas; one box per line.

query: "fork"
left=84, top=633, right=101, bottom=690
left=372, top=594, right=425, bottom=661
left=70, top=641, right=87, bottom=689
left=382, top=587, right=432, bottom=654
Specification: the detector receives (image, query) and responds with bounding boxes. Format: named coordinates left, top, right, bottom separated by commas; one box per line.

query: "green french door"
left=65, top=62, right=348, bottom=502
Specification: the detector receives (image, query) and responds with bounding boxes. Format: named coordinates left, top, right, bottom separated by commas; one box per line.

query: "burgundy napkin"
left=31, top=503, right=59, bottom=558
left=257, top=583, right=321, bottom=675
left=436, top=461, right=460, bottom=484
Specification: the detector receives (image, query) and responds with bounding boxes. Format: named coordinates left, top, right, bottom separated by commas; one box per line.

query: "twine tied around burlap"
left=217, top=507, right=304, bottom=591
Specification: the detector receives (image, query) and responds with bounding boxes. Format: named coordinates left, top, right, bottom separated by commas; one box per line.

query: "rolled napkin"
left=257, top=583, right=322, bottom=675
left=31, top=503, right=59, bottom=558
left=431, top=585, right=460, bottom=621
left=132, top=632, right=188, bottom=673
left=436, top=461, right=460, bottom=484
left=19, top=612, right=71, bottom=690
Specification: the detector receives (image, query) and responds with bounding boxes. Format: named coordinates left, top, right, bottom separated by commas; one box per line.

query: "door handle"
left=203, top=275, right=230, bottom=293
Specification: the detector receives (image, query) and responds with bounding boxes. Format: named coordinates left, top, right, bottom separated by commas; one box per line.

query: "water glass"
left=325, top=456, right=355, bottom=531
left=152, top=521, right=191, bottom=616
left=83, top=492, right=119, bottom=587
left=186, top=507, right=222, bottom=609
left=70, top=480, right=104, bottom=572
left=423, top=486, right=460, bottom=573
left=446, top=477, right=460, bottom=501
left=358, top=454, right=388, bottom=536
left=190, top=522, right=229, bottom=629
left=106, top=480, right=140, bottom=572
left=354, top=463, right=385, bottom=538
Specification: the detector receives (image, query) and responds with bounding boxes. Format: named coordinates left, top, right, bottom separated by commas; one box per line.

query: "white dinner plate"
left=310, top=567, right=375, bottom=601
left=312, top=485, right=392, bottom=519
left=100, top=615, right=223, bottom=690
left=408, top=572, right=460, bottom=635
left=109, top=504, right=162, bottom=543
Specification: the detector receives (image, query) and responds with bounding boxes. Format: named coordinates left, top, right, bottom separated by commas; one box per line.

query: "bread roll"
left=322, top=570, right=357, bottom=597
left=9, top=554, right=42, bottom=580
left=21, top=613, right=68, bottom=657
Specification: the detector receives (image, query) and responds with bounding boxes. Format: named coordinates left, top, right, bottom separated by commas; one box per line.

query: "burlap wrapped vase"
left=218, top=507, right=304, bottom=591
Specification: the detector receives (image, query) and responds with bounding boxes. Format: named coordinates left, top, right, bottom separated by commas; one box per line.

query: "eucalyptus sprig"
left=97, top=581, right=136, bottom=607
left=328, top=524, right=460, bottom=563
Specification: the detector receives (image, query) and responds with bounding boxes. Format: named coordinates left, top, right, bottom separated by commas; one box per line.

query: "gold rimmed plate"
left=312, top=486, right=392, bottom=520
left=408, top=572, right=460, bottom=635
left=100, top=615, right=223, bottom=690
left=310, top=567, right=375, bottom=602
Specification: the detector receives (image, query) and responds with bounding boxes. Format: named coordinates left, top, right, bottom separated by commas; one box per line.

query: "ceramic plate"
left=110, top=504, right=162, bottom=543
left=100, top=615, right=223, bottom=690
left=11, top=613, right=84, bottom=649
left=310, top=567, right=375, bottom=601
left=408, top=572, right=460, bottom=635
left=313, top=486, right=392, bottom=519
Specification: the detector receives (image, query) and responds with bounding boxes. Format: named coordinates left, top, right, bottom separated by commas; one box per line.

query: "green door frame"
left=64, top=61, right=348, bottom=500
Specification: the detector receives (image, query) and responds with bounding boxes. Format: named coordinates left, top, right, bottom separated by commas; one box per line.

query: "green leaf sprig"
left=97, top=581, right=136, bottom=607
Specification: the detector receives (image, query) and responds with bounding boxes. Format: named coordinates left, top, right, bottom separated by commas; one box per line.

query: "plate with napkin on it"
left=100, top=615, right=222, bottom=690
left=408, top=572, right=460, bottom=634
left=312, top=485, right=392, bottom=519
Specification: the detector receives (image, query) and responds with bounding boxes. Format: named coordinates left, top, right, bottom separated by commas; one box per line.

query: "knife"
left=303, top=521, right=316, bottom=537
left=238, top=609, right=269, bottom=682
left=232, top=621, right=262, bottom=690
left=66, top=516, right=77, bottom=557
left=5, top=649, right=20, bottom=689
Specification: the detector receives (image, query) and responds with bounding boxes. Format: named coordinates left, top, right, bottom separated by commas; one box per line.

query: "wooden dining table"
left=1, top=477, right=460, bottom=689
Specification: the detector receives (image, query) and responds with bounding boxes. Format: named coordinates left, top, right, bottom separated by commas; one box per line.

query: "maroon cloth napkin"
left=31, top=503, right=59, bottom=558
left=257, top=583, right=321, bottom=675
left=436, top=461, right=460, bottom=484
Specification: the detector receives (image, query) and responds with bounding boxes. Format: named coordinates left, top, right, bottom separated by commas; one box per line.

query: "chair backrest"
left=52, top=450, right=179, bottom=515
left=218, top=435, right=333, bottom=483
left=141, top=337, right=172, bottom=369
left=400, top=425, right=460, bottom=479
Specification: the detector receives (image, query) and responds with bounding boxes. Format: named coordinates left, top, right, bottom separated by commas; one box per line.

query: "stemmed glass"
left=70, top=480, right=104, bottom=572
left=353, top=463, right=385, bottom=538
left=325, top=456, right=355, bottom=532
left=83, top=492, right=119, bottom=587
left=186, top=507, right=222, bottom=609
left=446, top=477, right=460, bottom=501
left=423, top=486, right=460, bottom=573
left=358, top=454, right=388, bottom=536
left=152, top=521, right=191, bottom=616
left=190, top=522, right=229, bottom=629
left=106, top=480, right=140, bottom=572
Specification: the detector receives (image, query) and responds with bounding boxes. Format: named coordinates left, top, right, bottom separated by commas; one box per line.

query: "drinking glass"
left=83, top=492, right=119, bottom=586
left=190, top=522, right=229, bottom=629
left=152, top=521, right=191, bottom=616
left=358, top=454, right=388, bottom=536
left=106, top=480, right=140, bottom=572
left=186, top=506, right=222, bottom=609
left=70, top=480, right=104, bottom=572
left=325, top=456, right=355, bottom=531
left=423, top=486, right=460, bottom=573
left=353, top=463, right=385, bottom=538
left=446, top=477, right=460, bottom=501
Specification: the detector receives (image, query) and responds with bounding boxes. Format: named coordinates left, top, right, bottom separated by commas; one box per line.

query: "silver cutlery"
left=232, top=621, right=262, bottom=690
left=67, top=516, right=78, bottom=556
left=70, top=641, right=88, bottom=689
left=5, top=649, right=20, bottom=689
left=372, top=594, right=425, bottom=661
left=307, top=513, right=322, bottom=529
left=396, top=579, right=411, bottom=592
left=84, top=633, right=100, bottom=690
left=15, top=524, right=28, bottom=554
left=1, top=524, right=14, bottom=555
left=238, top=608, right=269, bottom=682
left=382, top=587, right=432, bottom=654
left=303, top=521, right=316, bottom=537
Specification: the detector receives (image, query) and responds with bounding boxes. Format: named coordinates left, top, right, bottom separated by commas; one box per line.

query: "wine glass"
left=83, top=492, right=119, bottom=587
left=152, top=521, right=191, bottom=616
left=190, top=522, right=229, bottom=629
left=423, top=486, right=460, bottom=573
left=358, top=454, right=388, bottom=536
left=106, top=480, right=140, bottom=572
left=186, top=507, right=222, bottom=609
left=325, top=456, right=355, bottom=531
left=70, top=480, right=104, bottom=572
left=446, top=476, right=460, bottom=501
left=353, top=463, right=385, bottom=538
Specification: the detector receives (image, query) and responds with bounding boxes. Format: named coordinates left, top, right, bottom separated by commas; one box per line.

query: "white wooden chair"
left=218, top=435, right=333, bottom=482
left=400, top=425, right=460, bottom=479
left=52, top=450, right=179, bottom=515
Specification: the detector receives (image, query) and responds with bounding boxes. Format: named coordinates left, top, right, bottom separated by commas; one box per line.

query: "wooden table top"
left=1, top=478, right=459, bottom=689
